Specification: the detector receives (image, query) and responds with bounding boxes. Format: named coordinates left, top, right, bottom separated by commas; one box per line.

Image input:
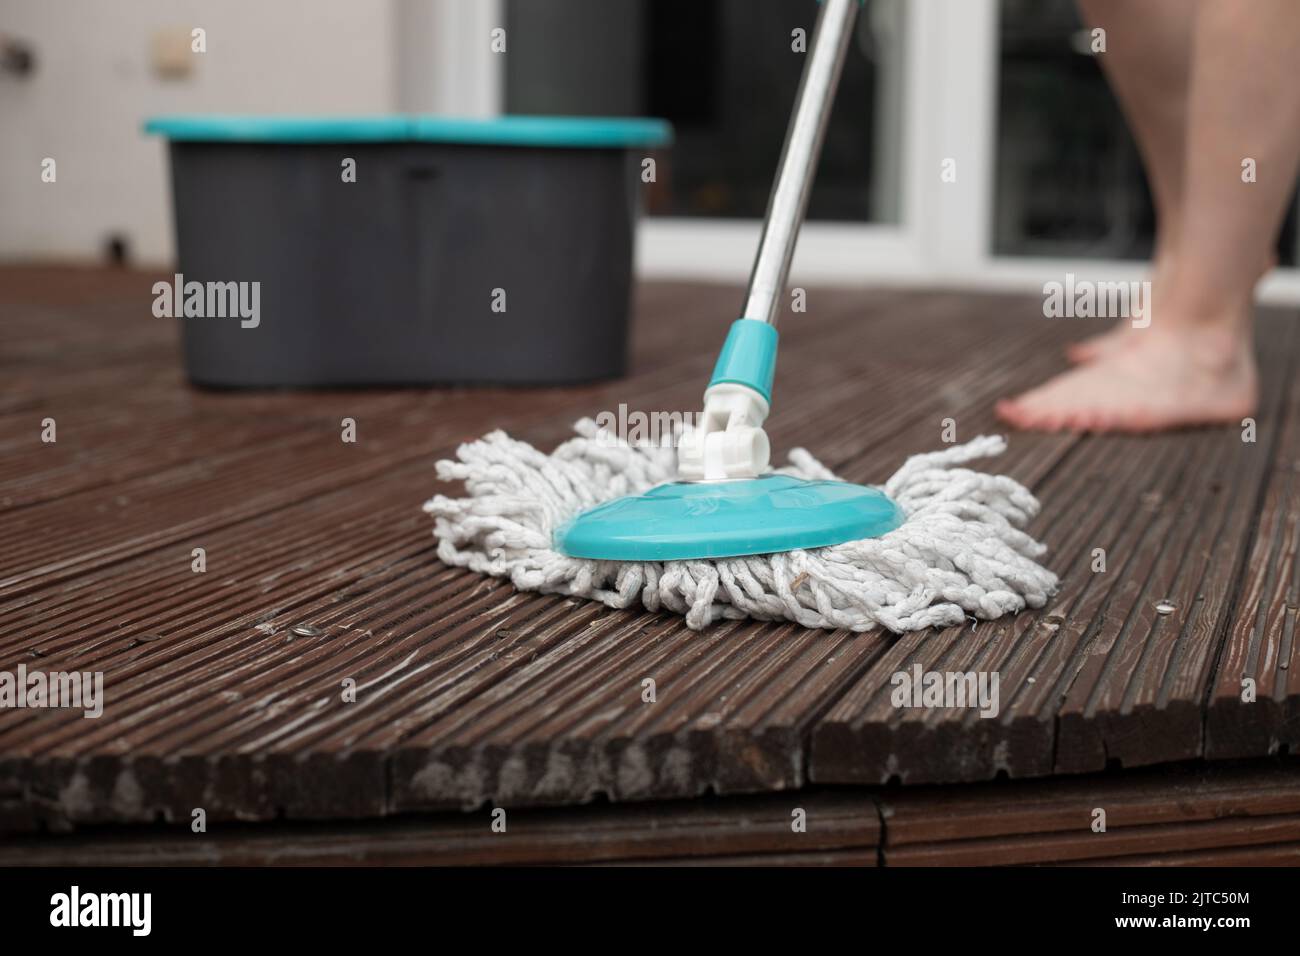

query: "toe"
left=1088, top=408, right=1116, bottom=432
left=995, top=399, right=1025, bottom=427
left=1065, top=342, right=1096, bottom=365
left=1059, top=409, right=1088, bottom=432
left=1018, top=406, right=1061, bottom=432
left=1040, top=411, right=1068, bottom=432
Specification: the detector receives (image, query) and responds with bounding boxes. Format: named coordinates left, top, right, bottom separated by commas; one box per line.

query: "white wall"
left=0, top=0, right=400, bottom=264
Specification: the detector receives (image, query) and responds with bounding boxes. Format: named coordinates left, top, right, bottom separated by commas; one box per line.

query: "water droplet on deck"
left=1155, top=600, right=1176, bottom=615
left=291, top=625, right=323, bottom=638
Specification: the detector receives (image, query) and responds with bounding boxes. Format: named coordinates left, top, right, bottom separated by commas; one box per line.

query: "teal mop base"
left=554, top=474, right=905, bottom=561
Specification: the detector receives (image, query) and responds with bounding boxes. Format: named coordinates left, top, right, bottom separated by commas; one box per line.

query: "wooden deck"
left=1, top=760, right=1298, bottom=866
left=2, top=266, right=1298, bottom=861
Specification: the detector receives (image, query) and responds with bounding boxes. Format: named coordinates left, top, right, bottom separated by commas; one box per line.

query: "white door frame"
left=635, top=0, right=1001, bottom=287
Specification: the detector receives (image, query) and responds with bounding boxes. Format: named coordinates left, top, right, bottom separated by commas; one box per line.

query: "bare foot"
left=998, top=325, right=1257, bottom=433
left=1065, top=321, right=1136, bottom=365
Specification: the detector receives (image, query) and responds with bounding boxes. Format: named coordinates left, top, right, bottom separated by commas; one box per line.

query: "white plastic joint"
left=677, top=382, right=771, bottom=481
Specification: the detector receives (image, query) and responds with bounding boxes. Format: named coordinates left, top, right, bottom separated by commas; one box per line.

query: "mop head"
left=424, top=419, right=1058, bottom=633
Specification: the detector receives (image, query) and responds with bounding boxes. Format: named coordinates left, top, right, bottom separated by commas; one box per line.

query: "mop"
left=424, top=0, right=1058, bottom=633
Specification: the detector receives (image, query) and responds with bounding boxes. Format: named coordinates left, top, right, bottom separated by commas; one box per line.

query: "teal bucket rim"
left=143, top=114, right=674, bottom=148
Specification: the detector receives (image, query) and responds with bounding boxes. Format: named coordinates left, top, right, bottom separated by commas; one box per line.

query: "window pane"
left=505, top=0, right=904, bottom=223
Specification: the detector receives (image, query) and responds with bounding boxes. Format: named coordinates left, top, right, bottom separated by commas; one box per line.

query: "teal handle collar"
left=708, top=319, right=779, bottom=404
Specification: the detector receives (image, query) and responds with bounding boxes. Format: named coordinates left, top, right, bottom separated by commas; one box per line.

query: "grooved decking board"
left=1, top=267, right=1297, bottom=833
left=810, top=313, right=1300, bottom=785
left=1204, top=354, right=1300, bottom=759
left=1071, top=845, right=1300, bottom=865
left=7, top=758, right=1298, bottom=866
left=890, top=816, right=1300, bottom=866
left=878, top=759, right=1300, bottom=866
left=0, top=790, right=880, bottom=866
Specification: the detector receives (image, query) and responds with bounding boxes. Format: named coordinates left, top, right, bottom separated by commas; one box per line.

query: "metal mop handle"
left=741, top=0, right=858, bottom=327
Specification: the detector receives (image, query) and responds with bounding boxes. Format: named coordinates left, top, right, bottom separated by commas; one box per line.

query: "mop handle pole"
left=740, top=0, right=858, bottom=328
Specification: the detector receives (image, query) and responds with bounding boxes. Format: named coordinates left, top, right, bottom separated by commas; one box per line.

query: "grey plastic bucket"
left=145, top=115, right=672, bottom=387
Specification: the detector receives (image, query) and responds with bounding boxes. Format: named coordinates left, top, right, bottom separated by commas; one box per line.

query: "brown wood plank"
left=1205, top=347, right=1300, bottom=758
left=1069, top=843, right=1300, bottom=866
left=1053, top=319, right=1297, bottom=773
left=810, top=312, right=1297, bottom=785
left=889, top=815, right=1300, bottom=866
left=879, top=760, right=1300, bottom=844
left=880, top=758, right=1300, bottom=865
left=0, top=791, right=879, bottom=866
left=7, top=758, right=1298, bottom=866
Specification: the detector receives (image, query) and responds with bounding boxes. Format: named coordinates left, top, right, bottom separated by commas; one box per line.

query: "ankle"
left=1138, top=321, right=1254, bottom=374
left=1152, top=275, right=1254, bottom=334
left=1157, top=252, right=1272, bottom=328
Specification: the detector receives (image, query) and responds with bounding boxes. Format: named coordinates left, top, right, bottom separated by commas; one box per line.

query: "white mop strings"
left=423, top=419, right=1059, bottom=633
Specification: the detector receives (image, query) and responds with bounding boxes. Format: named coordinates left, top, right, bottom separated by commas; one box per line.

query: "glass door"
left=435, top=0, right=1300, bottom=303
left=501, top=0, right=921, bottom=283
